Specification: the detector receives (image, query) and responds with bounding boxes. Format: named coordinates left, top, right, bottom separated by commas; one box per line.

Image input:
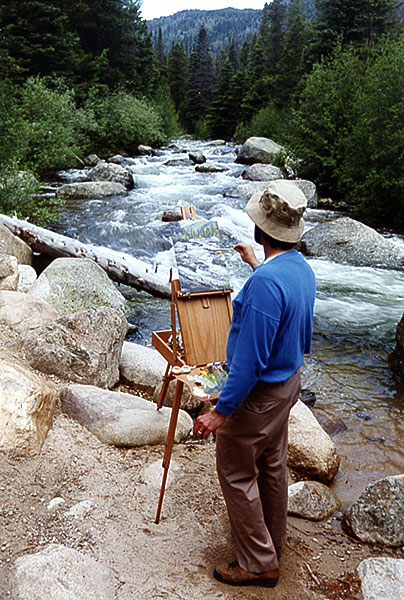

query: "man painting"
left=193, top=179, right=316, bottom=588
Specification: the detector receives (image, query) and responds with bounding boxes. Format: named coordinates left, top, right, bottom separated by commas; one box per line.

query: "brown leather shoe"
left=213, top=561, right=279, bottom=587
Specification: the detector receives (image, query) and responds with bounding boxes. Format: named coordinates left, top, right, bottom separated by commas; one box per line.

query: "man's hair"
left=256, top=226, right=297, bottom=250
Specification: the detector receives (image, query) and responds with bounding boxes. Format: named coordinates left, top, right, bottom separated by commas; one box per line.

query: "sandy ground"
left=1, top=328, right=403, bottom=600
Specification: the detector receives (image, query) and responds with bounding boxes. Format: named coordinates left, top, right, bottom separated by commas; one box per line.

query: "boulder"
left=85, top=154, right=100, bottom=166
left=208, top=139, right=226, bottom=146
left=288, top=400, right=340, bottom=483
left=56, top=181, right=127, bottom=199
left=163, top=159, right=194, bottom=167
left=28, top=257, right=127, bottom=316
left=287, top=481, right=341, bottom=521
left=10, top=544, right=118, bottom=600
left=22, top=307, right=127, bottom=389
left=61, top=384, right=193, bottom=447
left=291, top=180, right=318, bottom=209
left=236, top=137, right=283, bottom=165
left=0, top=290, right=59, bottom=334
left=0, top=360, right=56, bottom=457
left=119, top=341, right=166, bottom=393
left=17, top=264, right=37, bottom=293
left=242, top=164, right=283, bottom=182
left=343, top=474, right=404, bottom=546
left=195, top=162, right=226, bottom=173
left=153, top=379, right=201, bottom=412
left=138, top=145, right=154, bottom=155
left=0, top=224, right=33, bottom=265
left=189, top=151, right=206, bottom=164
left=358, top=557, right=404, bottom=600
left=0, top=254, right=19, bottom=290
left=300, top=217, right=404, bottom=269
left=85, top=160, right=134, bottom=190
left=223, top=180, right=273, bottom=199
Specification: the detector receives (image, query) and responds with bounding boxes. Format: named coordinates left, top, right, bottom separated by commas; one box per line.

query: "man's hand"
left=234, top=243, right=260, bottom=269
left=193, top=408, right=226, bottom=440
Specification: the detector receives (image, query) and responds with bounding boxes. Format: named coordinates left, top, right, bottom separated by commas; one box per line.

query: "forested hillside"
left=1, top=0, right=404, bottom=230
left=148, top=8, right=262, bottom=56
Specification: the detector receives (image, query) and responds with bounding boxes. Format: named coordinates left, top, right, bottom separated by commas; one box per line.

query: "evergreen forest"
left=1, top=0, right=404, bottom=229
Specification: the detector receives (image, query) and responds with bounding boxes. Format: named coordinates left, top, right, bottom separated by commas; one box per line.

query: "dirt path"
left=0, top=329, right=402, bottom=599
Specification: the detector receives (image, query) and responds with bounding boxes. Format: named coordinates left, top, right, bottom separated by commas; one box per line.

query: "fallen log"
left=0, top=214, right=172, bottom=299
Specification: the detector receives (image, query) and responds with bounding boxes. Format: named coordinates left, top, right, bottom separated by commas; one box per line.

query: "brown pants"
left=216, top=370, right=300, bottom=573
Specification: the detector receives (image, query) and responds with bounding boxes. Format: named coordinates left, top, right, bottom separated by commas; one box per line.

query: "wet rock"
left=288, top=481, right=341, bottom=520
left=358, top=557, right=404, bottom=600
left=236, top=136, right=283, bottom=165
left=153, top=378, right=201, bottom=412
left=242, top=164, right=283, bottom=182
left=0, top=254, right=19, bottom=290
left=17, top=264, right=37, bottom=293
left=189, top=151, right=206, bottom=164
left=0, top=360, right=56, bottom=457
left=393, top=312, right=404, bottom=378
left=86, top=160, right=134, bottom=190
left=208, top=139, right=226, bottom=146
left=138, top=144, right=154, bottom=155
left=119, top=341, right=167, bottom=393
left=10, top=544, right=118, bottom=600
left=57, top=181, right=127, bottom=199
left=0, top=290, right=59, bottom=334
left=162, top=211, right=182, bottom=222
left=312, top=407, right=348, bottom=437
left=288, top=400, right=340, bottom=483
left=343, top=474, right=404, bottom=546
left=300, top=216, right=404, bottom=269
left=23, top=307, right=127, bottom=389
left=163, top=158, right=194, bottom=167
left=28, top=257, right=127, bottom=316
left=0, top=224, right=33, bottom=265
left=195, top=162, right=226, bottom=173
left=299, top=388, right=316, bottom=407
left=61, top=384, right=193, bottom=447
left=223, top=180, right=273, bottom=199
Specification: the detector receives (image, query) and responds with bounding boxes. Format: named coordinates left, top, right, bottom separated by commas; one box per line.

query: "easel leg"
left=157, top=363, right=172, bottom=410
left=155, top=379, right=184, bottom=524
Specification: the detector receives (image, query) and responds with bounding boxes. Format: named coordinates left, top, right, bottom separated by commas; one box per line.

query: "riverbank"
left=1, top=329, right=403, bottom=600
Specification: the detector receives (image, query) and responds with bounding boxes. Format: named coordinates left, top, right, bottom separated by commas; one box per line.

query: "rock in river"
left=300, top=216, right=404, bottom=269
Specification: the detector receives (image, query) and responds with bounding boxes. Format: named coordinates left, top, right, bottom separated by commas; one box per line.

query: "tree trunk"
left=0, top=214, right=171, bottom=299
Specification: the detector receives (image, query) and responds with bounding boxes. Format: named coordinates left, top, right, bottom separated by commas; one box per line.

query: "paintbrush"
left=215, top=247, right=236, bottom=253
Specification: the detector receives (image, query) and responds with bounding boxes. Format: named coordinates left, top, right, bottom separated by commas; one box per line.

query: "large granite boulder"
left=28, top=257, right=127, bottom=316
left=242, top=164, right=283, bottom=181
left=56, top=181, right=127, bottom=199
left=394, top=313, right=404, bottom=378
left=86, top=160, right=134, bottom=190
left=10, top=544, right=118, bottom=600
left=300, top=217, right=404, bottom=269
left=61, top=384, right=193, bottom=447
left=236, top=137, right=283, bottom=165
left=223, top=180, right=275, bottom=199
left=0, top=224, right=33, bottom=265
left=0, top=290, right=59, bottom=334
left=358, top=557, right=404, bottom=600
left=287, top=480, right=341, bottom=521
left=0, top=254, right=19, bottom=290
left=119, top=341, right=166, bottom=393
left=189, top=151, right=206, bottom=164
left=343, top=474, right=404, bottom=546
left=0, top=360, right=56, bottom=457
left=292, top=180, right=318, bottom=209
left=288, top=400, right=340, bottom=483
left=22, top=307, right=127, bottom=388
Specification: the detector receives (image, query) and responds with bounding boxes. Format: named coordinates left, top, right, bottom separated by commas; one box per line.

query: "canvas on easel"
left=152, top=210, right=233, bottom=522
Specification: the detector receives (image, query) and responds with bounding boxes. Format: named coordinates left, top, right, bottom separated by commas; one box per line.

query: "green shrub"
left=84, top=87, right=168, bottom=154
left=0, top=162, right=63, bottom=225
left=235, top=103, right=286, bottom=143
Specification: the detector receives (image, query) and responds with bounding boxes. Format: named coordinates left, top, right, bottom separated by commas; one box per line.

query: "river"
left=54, top=138, right=404, bottom=506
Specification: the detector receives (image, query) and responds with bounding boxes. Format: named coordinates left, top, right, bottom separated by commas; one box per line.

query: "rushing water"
left=53, top=139, right=404, bottom=505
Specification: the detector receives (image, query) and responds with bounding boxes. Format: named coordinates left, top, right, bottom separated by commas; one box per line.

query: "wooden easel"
left=152, top=277, right=232, bottom=523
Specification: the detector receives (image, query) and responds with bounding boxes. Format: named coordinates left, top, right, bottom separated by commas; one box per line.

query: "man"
left=193, top=179, right=316, bottom=588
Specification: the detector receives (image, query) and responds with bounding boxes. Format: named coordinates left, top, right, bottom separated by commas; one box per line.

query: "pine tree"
left=185, top=26, right=215, bottom=132
left=167, top=42, right=188, bottom=125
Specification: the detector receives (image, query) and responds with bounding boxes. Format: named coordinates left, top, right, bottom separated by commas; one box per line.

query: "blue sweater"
left=215, top=249, right=316, bottom=416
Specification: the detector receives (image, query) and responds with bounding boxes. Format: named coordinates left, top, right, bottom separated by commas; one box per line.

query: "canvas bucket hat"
left=246, top=179, right=307, bottom=243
